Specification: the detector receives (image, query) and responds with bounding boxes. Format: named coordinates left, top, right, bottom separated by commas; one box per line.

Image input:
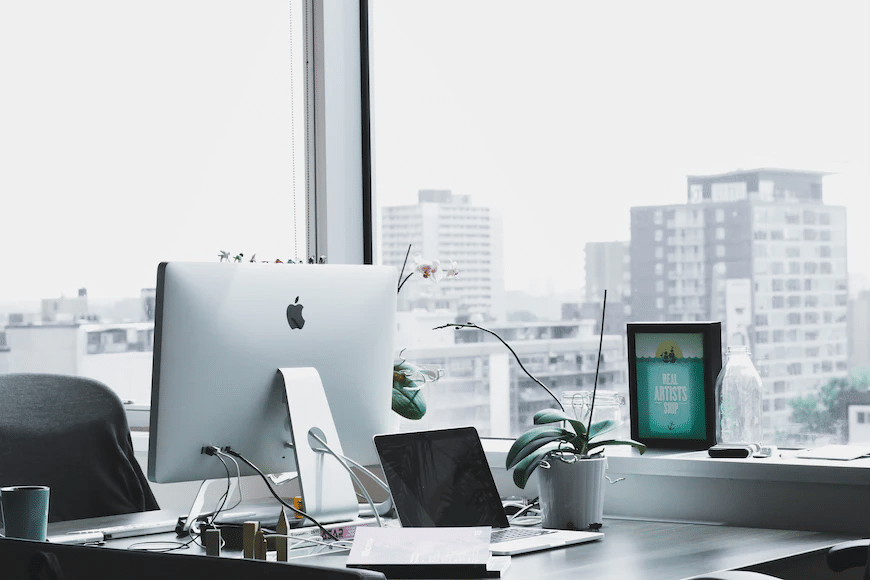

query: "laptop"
left=373, top=426, right=603, bottom=556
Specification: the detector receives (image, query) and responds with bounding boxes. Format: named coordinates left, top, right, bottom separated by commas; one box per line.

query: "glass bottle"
left=715, top=346, right=764, bottom=445
left=561, top=390, right=626, bottom=438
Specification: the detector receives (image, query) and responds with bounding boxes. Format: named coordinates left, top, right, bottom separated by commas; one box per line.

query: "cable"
left=311, top=440, right=393, bottom=517
left=506, top=501, right=538, bottom=521
left=215, top=449, right=244, bottom=513
left=335, top=452, right=390, bottom=493
left=269, top=533, right=354, bottom=552
left=221, top=446, right=340, bottom=542
left=130, top=453, right=237, bottom=553
left=308, top=432, right=383, bottom=528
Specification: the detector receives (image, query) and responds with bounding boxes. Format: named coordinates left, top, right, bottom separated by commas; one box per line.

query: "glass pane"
left=371, top=0, right=870, bottom=445
left=0, top=1, right=307, bottom=405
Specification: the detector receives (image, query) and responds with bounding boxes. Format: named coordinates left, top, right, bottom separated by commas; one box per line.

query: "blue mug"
left=1, top=486, right=50, bottom=541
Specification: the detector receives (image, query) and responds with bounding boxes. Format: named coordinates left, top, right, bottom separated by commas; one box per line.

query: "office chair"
left=689, top=539, right=870, bottom=579
left=0, top=373, right=159, bottom=523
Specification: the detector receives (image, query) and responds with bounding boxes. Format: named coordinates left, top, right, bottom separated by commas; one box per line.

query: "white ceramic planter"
left=536, top=454, right=606, bottom=531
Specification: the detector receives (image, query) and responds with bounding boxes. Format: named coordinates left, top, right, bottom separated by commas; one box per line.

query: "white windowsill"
left=482, top=438, right=870, bottom=534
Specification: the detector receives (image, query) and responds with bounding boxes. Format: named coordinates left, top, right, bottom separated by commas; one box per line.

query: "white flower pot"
left=536, top=454, right=606, bottom=531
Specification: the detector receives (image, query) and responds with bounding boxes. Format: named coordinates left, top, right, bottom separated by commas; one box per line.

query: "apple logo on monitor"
left=286, top=296, right=305, bottom=329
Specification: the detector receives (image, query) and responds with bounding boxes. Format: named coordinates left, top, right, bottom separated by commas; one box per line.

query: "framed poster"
left=626, top=322, right=722, bottom=449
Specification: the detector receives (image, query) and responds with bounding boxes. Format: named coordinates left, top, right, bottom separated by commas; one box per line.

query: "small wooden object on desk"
left=243, top=521, right=260, bottom=559
left=203, top=527, right=222, bottom=557
left=254, top=529, right=267, bottom=560
left=276, top=508, right=290, bottom=562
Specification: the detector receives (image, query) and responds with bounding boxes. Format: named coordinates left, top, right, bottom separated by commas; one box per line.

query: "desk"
left=98, top=518, right=860, bottom=580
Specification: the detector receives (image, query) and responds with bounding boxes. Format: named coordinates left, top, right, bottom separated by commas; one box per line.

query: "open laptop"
left=373, top=426, right=603, bottom=556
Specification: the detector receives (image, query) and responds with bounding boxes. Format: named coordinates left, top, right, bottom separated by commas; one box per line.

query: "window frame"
left=306, top=0, right=373, bottom=265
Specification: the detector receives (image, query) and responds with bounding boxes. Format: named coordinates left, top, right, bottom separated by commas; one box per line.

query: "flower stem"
left=433, top=322, right=564, bottom=412
left=397, top=244, right=413, bottom=293
left=583, top=289, right=607, bottom=456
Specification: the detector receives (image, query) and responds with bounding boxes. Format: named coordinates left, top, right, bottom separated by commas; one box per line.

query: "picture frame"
left=626, top=322, right=722, bottom=450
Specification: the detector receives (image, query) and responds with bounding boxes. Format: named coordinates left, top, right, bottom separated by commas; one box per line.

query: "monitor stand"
left=180, top=368, right=359, bottom=535
left=276, top=366, right=359, bottom=525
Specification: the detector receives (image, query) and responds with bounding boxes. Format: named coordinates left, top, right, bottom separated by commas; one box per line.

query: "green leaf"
left=588, top=420, right=616, bottom=440
left=533, top=408, right=586, bottom=438
left=391, top=382, right=426, bottom=420
left=505, top=426, right=575, bottom=469
left=511, top=443, right=561, bottom=489
left=587, top=438, right=647, bottom=454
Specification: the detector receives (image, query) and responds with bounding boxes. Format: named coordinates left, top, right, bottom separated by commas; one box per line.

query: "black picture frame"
left=626, top=322, right=722, bottom=450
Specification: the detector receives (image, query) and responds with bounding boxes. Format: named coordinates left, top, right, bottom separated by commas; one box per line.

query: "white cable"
left=215, top=449, right=244, bottom=512
left=309, top=433, right=383, bottom=528
left=327, top=446, right=394, bottom=516
left=271, top=533, right=354, bottom=551
left=334, top=460, right=382, bottom=528
left=336, top=452, right=390, bottom=493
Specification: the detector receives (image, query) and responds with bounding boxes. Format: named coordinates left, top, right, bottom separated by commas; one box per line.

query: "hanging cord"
left=128, top=451, right=237, bottom=552
left=310, top=438, right=393, bottom=517
left=220, top=446, right=340, bottom=542
left=308, top=432, right=385, bottom=528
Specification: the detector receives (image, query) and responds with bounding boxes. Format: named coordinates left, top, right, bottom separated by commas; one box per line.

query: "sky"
left=1, top=1, right=868, bottom=304
left=369, top=1, right=870, bottom=295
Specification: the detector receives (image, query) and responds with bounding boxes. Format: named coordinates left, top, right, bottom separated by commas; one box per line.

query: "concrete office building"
left=0, top=289, right=159, bottom=405
left=381, top=189, right=506, bottom=321
left=580, top=240, right=632, bottom=333
left=630, top=169, right=849, bottom=437
left=585, top=241, right=631, bottom=306
left=1, top=321, right=155, bottom=405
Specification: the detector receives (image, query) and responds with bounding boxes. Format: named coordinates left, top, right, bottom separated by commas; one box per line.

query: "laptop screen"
left=374, top=427, right=511, bottom=529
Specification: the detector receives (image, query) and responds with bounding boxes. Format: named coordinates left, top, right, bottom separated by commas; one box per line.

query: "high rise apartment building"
left=382, top=189, right=505, bottom=320
left=584, top=241, right=630, bottom=305
left=630, top=169, right=849, bottom=436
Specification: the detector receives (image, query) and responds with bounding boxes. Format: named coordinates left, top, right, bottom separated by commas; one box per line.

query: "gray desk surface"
left=95, top=517, right=861, bottom=580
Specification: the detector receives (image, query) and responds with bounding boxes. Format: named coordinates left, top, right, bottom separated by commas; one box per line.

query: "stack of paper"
left=346, top=526, right=510, bottom=579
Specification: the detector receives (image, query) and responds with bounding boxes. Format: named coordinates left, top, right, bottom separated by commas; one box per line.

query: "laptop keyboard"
left=491, top=527, right=555, bottom=543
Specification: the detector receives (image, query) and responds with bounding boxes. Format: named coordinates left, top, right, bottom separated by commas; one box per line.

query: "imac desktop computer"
left=148, top=262, right=397, bottom=527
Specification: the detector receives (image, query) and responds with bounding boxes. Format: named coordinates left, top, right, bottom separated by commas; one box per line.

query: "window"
left=1, top=1, right=309, bottom=405
left=365, top=1, right=866, bottom=447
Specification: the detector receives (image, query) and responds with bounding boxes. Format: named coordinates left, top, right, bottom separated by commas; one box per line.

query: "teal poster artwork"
left=634, top=333, right=706, bottom=439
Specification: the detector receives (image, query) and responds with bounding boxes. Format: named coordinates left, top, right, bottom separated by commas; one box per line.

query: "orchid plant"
left=391, top=245, right=457, bottom=420
left=435, top=292, right=646, bottom=489
left=397, top=252, right=459, bottom=291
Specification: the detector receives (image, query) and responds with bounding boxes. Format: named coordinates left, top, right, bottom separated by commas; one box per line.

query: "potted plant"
left=438, top=292, right=646, bottom=531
